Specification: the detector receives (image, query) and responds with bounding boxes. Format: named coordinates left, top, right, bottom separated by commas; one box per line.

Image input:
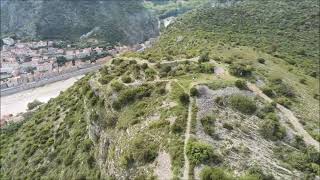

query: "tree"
left=199, top=52, right=209, bottom=63
left=27, top=100, right=43, bottom=110
left=56, top=56, right=67, bottom=66
left=190, top=87, right=199, bottom=97
left=179, top=93, right=190, bottom=105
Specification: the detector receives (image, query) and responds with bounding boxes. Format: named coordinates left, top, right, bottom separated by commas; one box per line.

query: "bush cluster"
left=190, top=87, right=199, bottom=97
left=200, top=167, right=233, bottom=180
left=260, top=113, right=286, bottom=141
left=198, top=52, right=210, bottom=63
left=186, top=139, right=221, bottom=166
left=112, top=84, right=153, bottom=110
left=27, top=100, right=43, bottom=110
left=234, top=80, right=247, bottom=90
left=201, top=116, right=216, bottom=136
left=229, top=63, right=253, bottom=77
left=99, top=75, right=115, bottom=85
left=121, top=75, right=132, bottom=83
left=229, top=95, right=257, bottom=114
left=179, top=93, right=190, bottom=105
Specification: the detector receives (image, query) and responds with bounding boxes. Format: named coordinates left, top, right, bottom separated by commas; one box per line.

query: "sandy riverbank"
left=1, top=75, right=84, bottom=118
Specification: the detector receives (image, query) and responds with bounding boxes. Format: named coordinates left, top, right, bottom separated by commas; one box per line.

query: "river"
left=0, top=75, right=84, bottom=118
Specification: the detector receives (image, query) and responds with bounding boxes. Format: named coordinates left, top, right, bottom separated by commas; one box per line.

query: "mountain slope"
left=1, top=0, right=320, bottom=179
left=0, top=0, right=159, bottom=45
left=139, top=0, right=319, bottom=75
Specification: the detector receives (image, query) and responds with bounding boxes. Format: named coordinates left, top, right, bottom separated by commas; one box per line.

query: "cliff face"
left=0, top=0, right=159, bottom=45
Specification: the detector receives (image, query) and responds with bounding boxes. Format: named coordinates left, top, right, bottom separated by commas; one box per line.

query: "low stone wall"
left=0, top=64, right=103, bottom=97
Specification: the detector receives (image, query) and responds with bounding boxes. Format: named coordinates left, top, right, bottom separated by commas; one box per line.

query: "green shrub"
left=257, top=58, right=266, bottom=64
left=171, top=113, right=188, bottom=134
left=223, top=123, right=233, bottom=130
left=81, top=139, right=93, bottom=152
left=198, top=63, right=215, bottom=74
left=246, top=167, right=275, bottom=180
left=160, top=65, right=172, bottom=74
left=270, top=79, right=295, bottom=98
left=113, top=85, right=153, bottom=110
left=164, top=54, right=174, bottom=61
left=257, top=103, right=276, bottom=119
left=198, top=52, right=210, bottom=63
left=105, top=113, right=118, bottom=127
left=110, top=81, right=125, bottom=91
left=260, top=118, right=286, bottom=141
left=63, top=153, right=73, bottom=166
left=215, top=96, right=225, bottom=106
left=157, top=87, right=166, bottom=95
left=130, top=135, right=158, bottom=164
left=141, top=63, right=148, bottom=69
left=121, top=75, right=132, bottom=83
left=235, top=80, right=247, bottom=90
left=200, top=167, right=233, bottom=180
left=99, top=75, right=115, bottom=85
left=299, top=78, right=307, bottom=84
left=129, top=60, right=137, bottom=64
left=179, top=93, right=190, bottom=105
left=111, top=58, right=123, bottom=65
left=190, top=87, right=199, bottom=97
left=262, top=87, right=276, bottom=98
left=201, top=116, right=216, bottom=136
left=276, top=97, right=292, bottom=108
left=186, top=139, right=220, bottom=166
left=229, top=63, right=253, bottom=77
left=229, top=95, right=257, bottom=114
left=27, top=100, right=43, bottom=110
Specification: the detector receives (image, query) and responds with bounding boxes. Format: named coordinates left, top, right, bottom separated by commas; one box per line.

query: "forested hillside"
left=0, top=0, right=159, bottom=45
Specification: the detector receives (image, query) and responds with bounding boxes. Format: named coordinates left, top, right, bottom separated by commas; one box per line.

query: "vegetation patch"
left=200, top=115, right=216, bottom=136
left=228, top=95, right=257, bottom=114
left=27, top=100, right=43, bottom=110
left=186, top=138, right=221, bottom=166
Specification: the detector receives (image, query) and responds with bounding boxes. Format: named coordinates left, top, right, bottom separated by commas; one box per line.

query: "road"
left=1, top=64, right=104, bottom=96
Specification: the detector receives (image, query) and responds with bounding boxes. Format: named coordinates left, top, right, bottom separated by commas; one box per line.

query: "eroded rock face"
left=1, top=0, right=159, bottom=44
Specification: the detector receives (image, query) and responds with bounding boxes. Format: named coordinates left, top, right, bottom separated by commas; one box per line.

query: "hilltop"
left=1, top=0, right=319, bottom=179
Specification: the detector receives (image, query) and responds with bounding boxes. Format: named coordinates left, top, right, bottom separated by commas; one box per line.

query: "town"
left=0, top=37, right=136, bottom=91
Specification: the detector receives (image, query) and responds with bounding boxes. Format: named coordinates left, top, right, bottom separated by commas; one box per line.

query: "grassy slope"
left=130, top=0, right=320, bottom=140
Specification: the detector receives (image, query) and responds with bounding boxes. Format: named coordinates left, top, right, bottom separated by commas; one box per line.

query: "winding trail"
left=182, top=97, right=193, bottom=180
left=247, top=82, right=319, bottom=151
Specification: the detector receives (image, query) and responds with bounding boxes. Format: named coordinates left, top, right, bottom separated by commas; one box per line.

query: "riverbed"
left=1, top=75, right=84, bottom=117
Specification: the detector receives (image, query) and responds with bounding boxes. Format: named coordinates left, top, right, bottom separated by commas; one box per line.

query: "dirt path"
left=182, top=97, right=193, bottom=180
left=155, top=151, right=173, bottom=180
left=247, top=82, right=319, bottom=151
